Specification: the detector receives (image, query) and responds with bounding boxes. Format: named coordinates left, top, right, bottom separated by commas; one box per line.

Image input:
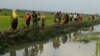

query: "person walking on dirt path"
left=89, top=15, right=92, bottom=21
left=37, top=13, right=41, bottom=26
left=25, top=12, right=31, bottom=28
left=79, top=14, right=83, bottom=22
left=69, top=13, right=73, bottom=22
left=63, top=14, right=69, bottom=24
left=92, top=15, right=95, bottom=21
left=40, top=13, right=46, bottom=28
left=73, top=13, right=78, bottom=22
left=32, top=11, right=38, bottom=26
left=11, top=9, right=18, bottom=31
left=54, top=12, right=62, bottom=24
left=54, top=12, right=58, bottom=23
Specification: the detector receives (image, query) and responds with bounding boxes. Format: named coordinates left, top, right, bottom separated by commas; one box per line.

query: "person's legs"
left=26, top=20, right=30, bottom=28
left=12, top=19, right=18, bottom=31
left=11, top=19, right=15, bottom=30
left=75, top=18, right=77, bottom=22
left=41, top=20, right=45, bottom=28
left=70, top=18, right=72, bottom=22
left=58, top=18, right=61, bottom=24
left=32, top=18, right=35, bottom=26
left=15, top=18, right=18, bottom=30
left=55, top=18, right=58, bottom=24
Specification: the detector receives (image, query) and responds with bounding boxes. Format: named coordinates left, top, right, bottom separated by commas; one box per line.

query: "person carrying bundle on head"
left=54, top=12, right=62, bottom=24
left=25, top=12, right=31, bottom=28
left=11, top=9, right=18, bottom=31
left=40, top=13, right=46, bottom=28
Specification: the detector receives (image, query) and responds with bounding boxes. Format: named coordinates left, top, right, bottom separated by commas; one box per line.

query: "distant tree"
left=0, top=9, right=2, bottom=12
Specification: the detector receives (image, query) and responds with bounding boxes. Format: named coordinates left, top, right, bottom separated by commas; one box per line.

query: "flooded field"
left=1, top=24, right=100, bottom=56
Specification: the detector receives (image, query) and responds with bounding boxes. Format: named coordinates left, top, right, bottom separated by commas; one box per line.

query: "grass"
left=0, top=13, right=100, bottom=55
left=0, top=16, right=25, bottom=31
left=0, top=15, right=90, bottom=31
left=0, top=13, right=54, bottom=31
left=0, top=10, right=97, bottom=31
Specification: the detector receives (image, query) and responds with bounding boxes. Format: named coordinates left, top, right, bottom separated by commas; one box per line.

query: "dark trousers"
left=11, top=18, right=18, bottom=30
left=26, top=19, right=30, bottom=28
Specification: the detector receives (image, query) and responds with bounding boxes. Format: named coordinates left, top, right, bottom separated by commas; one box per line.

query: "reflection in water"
left=24, top=47, right=29, bottom=56
left=61, top=35, right=68, bottom=44
left=73, top=31, right=80, bottom=41
left=1, top=24, right=100, bottom=56
left=10, top=49, right=16, bottom=56
left=38, top=44, right=44, bottom=54
left=93, top=25, right=100, bottom=32
left=52, top=37, right=60, bottom=49
left=1, top=34, right=99, bottom=56
left=90, top=27, right=94, bottom=32
left=96, top=40, right=100, bottom=56
left=69, top=33, right=71, bottom=38
left=30, top=45, right=38, bottom=56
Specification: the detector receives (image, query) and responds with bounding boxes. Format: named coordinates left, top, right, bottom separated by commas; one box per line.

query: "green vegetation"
left=0, top=13, right=54, bottom=31
left=0, top=20, right=100, bottom=55
left=0, top=9, right=94, bottom=31
left=0, top=9, right=100, bottom=55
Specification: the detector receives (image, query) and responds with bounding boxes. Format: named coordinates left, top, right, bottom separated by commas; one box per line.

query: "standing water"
left=1, top=24, right=100, bottom=56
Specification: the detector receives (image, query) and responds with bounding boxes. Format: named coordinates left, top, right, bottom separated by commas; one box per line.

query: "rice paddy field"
left=0, top=10, right=100, bottom=56
left=0, top=11, right=54, bottom=31
left=0, top=10, right=92, bottom=31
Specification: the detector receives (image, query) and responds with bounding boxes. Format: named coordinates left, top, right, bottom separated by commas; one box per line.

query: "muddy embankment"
left=0, top=21, right=100, bottom=54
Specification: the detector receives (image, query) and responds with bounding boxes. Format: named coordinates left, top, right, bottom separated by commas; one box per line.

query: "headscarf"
left=12, top=9, right=17, bottom=19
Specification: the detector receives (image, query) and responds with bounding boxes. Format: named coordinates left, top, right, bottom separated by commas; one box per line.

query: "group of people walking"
left=54, top=12, right=83, bottom=24
left=11, top=9, right=46, bottom=31
left=11, top=9, right=97, bottom=31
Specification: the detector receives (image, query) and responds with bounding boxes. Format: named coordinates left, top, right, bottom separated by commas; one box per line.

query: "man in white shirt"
left=73, top=13, right=77, bottom=22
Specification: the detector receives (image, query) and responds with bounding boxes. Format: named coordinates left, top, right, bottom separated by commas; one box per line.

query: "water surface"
left=1, top=24, right=100, bottom=56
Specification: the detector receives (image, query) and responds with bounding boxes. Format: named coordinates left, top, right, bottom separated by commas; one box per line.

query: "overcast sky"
left=0, top=0, right=100, bottom=14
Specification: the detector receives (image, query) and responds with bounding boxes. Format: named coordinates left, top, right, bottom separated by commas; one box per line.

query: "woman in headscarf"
left=11, top=9, right=18, bottom=30
left=25, top=12, right=31, bottom=28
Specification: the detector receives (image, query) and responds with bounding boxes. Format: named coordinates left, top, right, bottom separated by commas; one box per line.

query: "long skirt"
left=41, top=19, right=45, bottom=27
left=26, top=19, right=30, bottom=28
left=11, top=18, right=18, bottom=30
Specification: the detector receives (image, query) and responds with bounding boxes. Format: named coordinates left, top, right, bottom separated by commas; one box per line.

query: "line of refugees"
left=54, top=12, right=97, bottom=24
left=11, top=9, right=46, bottom=31
left=11, top=9, right=97, bottom=31
left=54, top=12, right=83, bottom=24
